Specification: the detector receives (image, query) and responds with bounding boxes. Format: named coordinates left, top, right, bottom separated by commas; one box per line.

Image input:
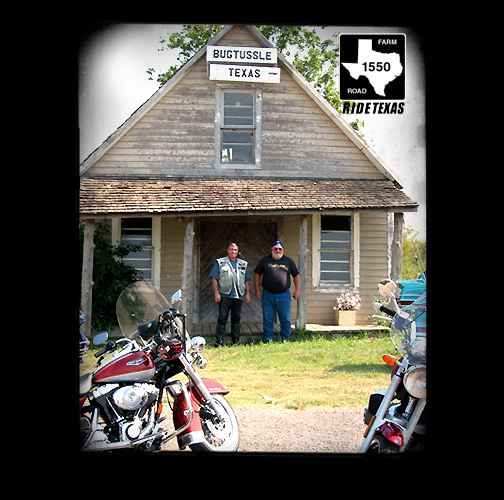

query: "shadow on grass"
left=326, top=364, right=391, bottom=374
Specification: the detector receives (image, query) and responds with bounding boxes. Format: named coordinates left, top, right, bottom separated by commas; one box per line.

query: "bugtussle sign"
left=207, top=45, right=281, bottom=84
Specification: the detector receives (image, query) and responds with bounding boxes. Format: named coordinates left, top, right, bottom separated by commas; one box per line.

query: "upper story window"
left=215, top=87, right=262, bottom=168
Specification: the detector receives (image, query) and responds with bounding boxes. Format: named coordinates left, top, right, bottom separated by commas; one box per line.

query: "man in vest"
left=209, top=242, right=251, bottom=346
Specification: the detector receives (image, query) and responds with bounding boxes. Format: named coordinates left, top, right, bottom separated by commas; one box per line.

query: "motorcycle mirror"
left=171, top=289, right=182, bottom=305
left=93, top=331, right=108, bottom=346
left=378, top=279, right=398, bottom=299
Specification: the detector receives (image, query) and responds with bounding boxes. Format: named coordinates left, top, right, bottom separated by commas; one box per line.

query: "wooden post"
left=181, top=217, right=195, bottom=334
left=81, top=219, right=95, bottom=339
left=295, top=215, right=308, bottom=331
left=391, top=212, right=404, bottom=282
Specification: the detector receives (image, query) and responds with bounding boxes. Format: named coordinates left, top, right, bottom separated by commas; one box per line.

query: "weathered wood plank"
left=181, top=218, right=195, bottom=332
left=295, top=215, right=308, bottom=331
left=80, top=219, right=95, bottom=339
left=391, top=212, right=404, bottom=281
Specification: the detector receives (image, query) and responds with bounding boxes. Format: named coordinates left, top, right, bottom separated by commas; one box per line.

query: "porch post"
left=295, top=215, right=308, bottom=331
left=181, top=217, right=195, bottom=333
left=391, top=212, right=404, bottom=282
left=81, top=219, right=95, bottom=339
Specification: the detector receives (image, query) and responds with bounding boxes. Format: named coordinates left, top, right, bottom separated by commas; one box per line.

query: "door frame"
left=192, top=215, right=283, bottom=324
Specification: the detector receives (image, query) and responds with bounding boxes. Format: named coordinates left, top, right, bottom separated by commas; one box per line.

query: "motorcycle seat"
left=80, top=372, right=92, bottom=396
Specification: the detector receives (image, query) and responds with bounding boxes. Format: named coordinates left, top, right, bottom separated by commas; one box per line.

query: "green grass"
left=200, top=333, right=394, bottom=409
left=81, top=333, right=396, bottom=410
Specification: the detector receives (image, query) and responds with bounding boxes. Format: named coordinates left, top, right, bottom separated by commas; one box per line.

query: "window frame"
left=120, top=218, right=154, bottom=282
left=214, top=86, right=262, bottom=169
left=312, top=213, right=360, bottom=293
left=111, top=217, right=161, bottom=288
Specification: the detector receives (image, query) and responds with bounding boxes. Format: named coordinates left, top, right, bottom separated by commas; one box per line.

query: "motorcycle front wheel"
left=367, top=433, right=401, bottom=454
left=190, top=394, right=240, bottom=453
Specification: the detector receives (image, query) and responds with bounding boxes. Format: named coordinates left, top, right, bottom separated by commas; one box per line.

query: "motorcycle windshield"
left=116, top=281, right=172, bottom=338
left=390, top=292, right=426, bottom=364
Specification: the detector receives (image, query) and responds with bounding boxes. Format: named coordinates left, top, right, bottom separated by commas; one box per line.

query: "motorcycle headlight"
left=191, top=336, right=206, bottom=353
left=403, top=365, right=426, bottom=399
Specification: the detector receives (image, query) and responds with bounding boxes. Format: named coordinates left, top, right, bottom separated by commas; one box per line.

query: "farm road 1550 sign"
left=339, top=34, right=405, bottom=101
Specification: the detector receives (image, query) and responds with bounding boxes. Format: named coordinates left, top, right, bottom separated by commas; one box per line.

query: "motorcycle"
left=79, top=281, right=240, bottom=453
left=78, top=310, right=90, bottom=363
left=359, top=279, right=426, bottom=453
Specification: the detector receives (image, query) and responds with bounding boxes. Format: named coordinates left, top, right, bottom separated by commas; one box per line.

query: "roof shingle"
left=79, top=178, right=417, bottom=216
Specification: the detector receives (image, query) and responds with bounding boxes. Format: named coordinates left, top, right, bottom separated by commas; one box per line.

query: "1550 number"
left=362, top=62, right=391, bottom=71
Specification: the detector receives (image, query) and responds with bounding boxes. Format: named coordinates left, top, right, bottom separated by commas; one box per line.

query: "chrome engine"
left=91, top=383, right=159, bottom=423
left=81, top=383, right=160, bottom=450
left=113, top=384, right=158, bottom=410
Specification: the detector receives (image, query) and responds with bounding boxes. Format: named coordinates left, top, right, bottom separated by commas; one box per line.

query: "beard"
left=272, top=250, right=283, bottom=259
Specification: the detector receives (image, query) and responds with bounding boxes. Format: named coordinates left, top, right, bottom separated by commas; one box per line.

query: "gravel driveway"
left=160, top=405, right=364, bottom=453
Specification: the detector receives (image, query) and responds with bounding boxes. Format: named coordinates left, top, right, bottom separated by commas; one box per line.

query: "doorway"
left=198, top=220, right=278, bottom=323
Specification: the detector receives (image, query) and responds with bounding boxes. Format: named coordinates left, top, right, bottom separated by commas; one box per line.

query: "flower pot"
left=335, top=310, right=356, bottom=326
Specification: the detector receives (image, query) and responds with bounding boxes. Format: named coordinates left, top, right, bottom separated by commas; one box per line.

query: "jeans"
left=215, top=297, right=243, bottom=345
left=261, top=290, right=292, bottom=342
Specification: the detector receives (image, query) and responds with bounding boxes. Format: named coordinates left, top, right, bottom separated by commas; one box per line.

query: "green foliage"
left=402, top=224, right=426, bottom=280
left=79, top=220, right=142, bottom=331
left=147, top=24, right=223, bottom=85
left=146, top=24, right=368, bottom=141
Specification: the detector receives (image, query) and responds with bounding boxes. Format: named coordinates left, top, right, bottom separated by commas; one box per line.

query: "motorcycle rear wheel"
left=190, top=395, right=240, bottom=453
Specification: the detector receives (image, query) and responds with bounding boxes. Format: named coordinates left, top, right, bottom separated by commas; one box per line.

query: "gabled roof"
left=79, top=25, right=404, bottom=188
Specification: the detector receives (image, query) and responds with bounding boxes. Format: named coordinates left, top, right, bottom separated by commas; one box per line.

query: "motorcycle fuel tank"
left=93, top=350, right=155, bottom=384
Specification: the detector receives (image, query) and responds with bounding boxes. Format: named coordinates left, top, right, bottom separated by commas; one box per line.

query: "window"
left=320, top=216, right=351, bottom=283
left=312, top=214, right=360, bottom=291
left=121, top=218, right=153, bottom=281
left=215, top=88, right=262, bottom=168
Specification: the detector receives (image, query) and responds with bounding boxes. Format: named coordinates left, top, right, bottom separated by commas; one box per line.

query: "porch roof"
left=79, top=177, right=418, bottom=217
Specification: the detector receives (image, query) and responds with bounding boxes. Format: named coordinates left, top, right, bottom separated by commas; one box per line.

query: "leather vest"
left=216, top=257, right=248, bottom=296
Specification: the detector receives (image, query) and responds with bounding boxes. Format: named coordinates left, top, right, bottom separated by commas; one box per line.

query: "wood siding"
left=85, top=25, right=396, bottom=330
left=158, top=213, right=389, bottom=327
left=85, top=26, right=386, bottom=182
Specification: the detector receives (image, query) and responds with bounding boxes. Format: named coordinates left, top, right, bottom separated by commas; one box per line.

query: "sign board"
left=207, top=45, right=277, bottom=65
left=209, top=64, right=281, bottom=84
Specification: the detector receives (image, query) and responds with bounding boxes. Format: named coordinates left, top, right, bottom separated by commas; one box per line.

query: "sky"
left=78, top=23, right=426, bottom=241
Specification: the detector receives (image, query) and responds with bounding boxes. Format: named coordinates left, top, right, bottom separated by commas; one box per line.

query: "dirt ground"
left=160, top=405, right=364, bottom=453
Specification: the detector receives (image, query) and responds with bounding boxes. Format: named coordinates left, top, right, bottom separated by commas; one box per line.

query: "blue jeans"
left=261, top=290, right=292, bottom=342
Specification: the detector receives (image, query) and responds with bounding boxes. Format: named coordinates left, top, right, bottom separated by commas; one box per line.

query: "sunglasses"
left=272, top=246, right=283, bottom=251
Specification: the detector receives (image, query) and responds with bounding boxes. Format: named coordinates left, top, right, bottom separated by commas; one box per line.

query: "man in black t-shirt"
left=254, top=241, right=300, bottom=342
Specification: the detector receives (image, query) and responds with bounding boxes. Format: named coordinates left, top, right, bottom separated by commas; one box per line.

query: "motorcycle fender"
left=379, top=421, right=405, bottom=447
left=172, top=378, right=229, bottom=450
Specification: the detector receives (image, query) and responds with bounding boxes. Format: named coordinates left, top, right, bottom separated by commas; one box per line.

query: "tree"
left=79, top=219, right=142, bottom=332
left=147, top=24, right=366, bottom=138
left=402, top=225, right=427, bottom=280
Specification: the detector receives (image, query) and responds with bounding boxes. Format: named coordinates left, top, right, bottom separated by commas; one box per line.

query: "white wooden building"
left=79, top=25, right=417, bottom=340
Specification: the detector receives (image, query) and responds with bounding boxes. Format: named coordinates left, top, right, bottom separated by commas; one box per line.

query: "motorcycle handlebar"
left=94, top=341, right=116, bottom=358
left=374, top=302, right=397, bottom=317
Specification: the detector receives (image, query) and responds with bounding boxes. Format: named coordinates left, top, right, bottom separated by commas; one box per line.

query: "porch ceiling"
left=79, top=178, right=418, bottom=217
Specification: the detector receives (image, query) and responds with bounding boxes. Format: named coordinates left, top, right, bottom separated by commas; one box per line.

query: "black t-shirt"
left=254, top=255, right=299, bottom=294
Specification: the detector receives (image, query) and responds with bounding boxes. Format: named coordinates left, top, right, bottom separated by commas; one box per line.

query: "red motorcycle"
left=79, top=281, right=240, bottom=452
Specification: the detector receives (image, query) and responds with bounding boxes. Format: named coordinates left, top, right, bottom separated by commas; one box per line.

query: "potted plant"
left=333, top=292, right=361, bottom=326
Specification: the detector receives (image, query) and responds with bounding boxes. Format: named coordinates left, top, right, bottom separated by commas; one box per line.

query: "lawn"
left=199, top=333, right=394, bottom=409
left=80, top=332, right=396, bottom=409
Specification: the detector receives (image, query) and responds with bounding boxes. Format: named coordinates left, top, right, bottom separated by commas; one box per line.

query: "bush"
left=79, top=220, right=142, bottom=331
